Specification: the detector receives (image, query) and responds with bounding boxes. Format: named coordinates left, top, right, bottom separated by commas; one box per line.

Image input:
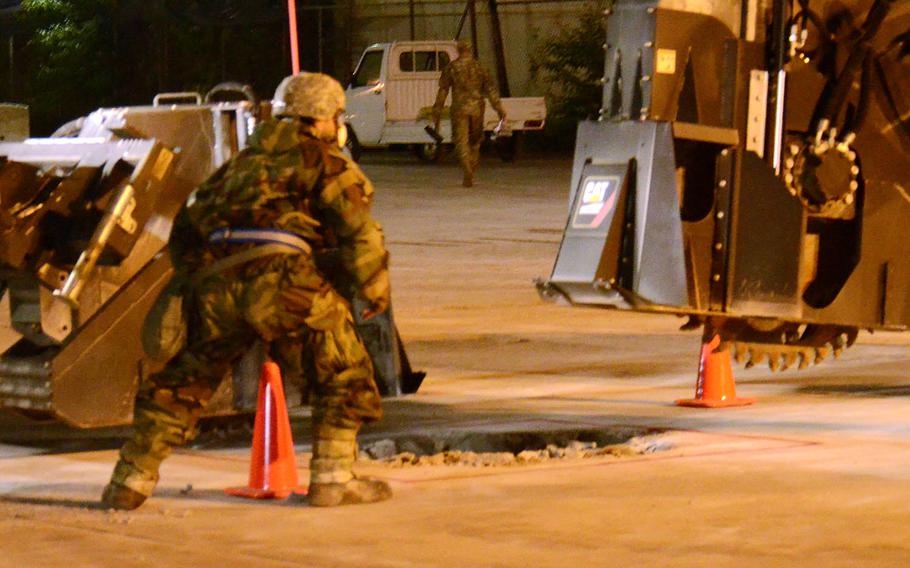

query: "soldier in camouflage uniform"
left=101, top=73, right=393, bottom=510
left=432, top=41, right=507, bottom=187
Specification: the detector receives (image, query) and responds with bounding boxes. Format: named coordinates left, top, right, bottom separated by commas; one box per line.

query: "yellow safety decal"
left=656, top=49, right=677, bottom=75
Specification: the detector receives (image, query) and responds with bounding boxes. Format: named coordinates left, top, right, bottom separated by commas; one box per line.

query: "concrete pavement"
left=2, top=151, right=910, bottom=567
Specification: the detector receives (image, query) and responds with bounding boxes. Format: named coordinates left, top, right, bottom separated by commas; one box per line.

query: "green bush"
left=530, top=1, right=609, bottom=150
left=16, top=1, right=307, bottom=135
left=18, top=0, right=120, bottom=133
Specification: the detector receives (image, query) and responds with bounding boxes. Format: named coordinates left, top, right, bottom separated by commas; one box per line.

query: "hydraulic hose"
left=817, top=0, right=895, bottom=130
left=842, top=53, right=874, bottom=138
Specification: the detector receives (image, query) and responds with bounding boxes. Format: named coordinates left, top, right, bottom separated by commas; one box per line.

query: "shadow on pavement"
left=0, top=494, right=105, bottom=510
left=796, top=383, right=910, bottom=397
left=156, top=487, right=309, bottom=508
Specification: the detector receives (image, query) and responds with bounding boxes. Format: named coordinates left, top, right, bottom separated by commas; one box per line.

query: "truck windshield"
left=352, top=51, right=383, bottom=88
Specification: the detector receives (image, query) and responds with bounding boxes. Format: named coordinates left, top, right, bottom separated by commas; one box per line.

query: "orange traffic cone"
left=676, top=335, right=755, bottom=408
left=225, top=362, right=304, bottom=499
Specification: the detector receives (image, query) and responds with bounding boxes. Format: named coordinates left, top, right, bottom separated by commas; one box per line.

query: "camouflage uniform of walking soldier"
left=102, top=72, right=394, bottom=510
left=433, top=41, right=507, bottom=187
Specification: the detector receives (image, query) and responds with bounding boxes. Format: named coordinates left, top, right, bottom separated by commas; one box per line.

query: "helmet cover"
left=272, top=72, right=345, bottom=120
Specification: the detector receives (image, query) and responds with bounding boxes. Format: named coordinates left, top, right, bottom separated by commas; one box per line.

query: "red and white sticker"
left=572, top=176, right=619, bottom=229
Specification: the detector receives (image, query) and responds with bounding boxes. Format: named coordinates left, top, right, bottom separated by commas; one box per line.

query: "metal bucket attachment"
left=539, top=121, right=688, bottom=311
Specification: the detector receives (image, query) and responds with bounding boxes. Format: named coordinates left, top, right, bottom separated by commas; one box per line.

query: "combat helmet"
left=272, top=72, right=346, bottom=120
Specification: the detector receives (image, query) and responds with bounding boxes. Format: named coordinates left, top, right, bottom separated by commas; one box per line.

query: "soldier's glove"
left=360, top=269, right=391, bottom=320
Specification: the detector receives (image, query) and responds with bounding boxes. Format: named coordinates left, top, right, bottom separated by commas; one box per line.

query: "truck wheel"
left=345, top=125, right=362, bottom=162
left=496, top=133, right=521, bottom=162
left=413, top=142, right=445, bottom=163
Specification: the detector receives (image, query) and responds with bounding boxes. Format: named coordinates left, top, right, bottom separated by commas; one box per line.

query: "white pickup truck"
left=344, top=41, right=546, bottom=161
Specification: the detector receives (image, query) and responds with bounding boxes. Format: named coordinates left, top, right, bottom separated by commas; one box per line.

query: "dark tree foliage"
left=530, top=1, right=608, bottom=147
left=18, top=0, right=122, bottom=132
left=17, top=0, right=336, bottom=134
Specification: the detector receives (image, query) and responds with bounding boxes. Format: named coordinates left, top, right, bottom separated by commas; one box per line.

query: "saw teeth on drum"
left=730, top=327, right=858, bottom=372
left=752, top=348, right=769, bottom=369
left=831, top=336, right=845, bottom=358
left=782, top=351, right=798, bottom=370
left=814, top=345, right=830, bottom=364
left=734, top=344, right=747, bottom=364
left=846, top=330, right=858, bottom=347
left=745, top=348, right=760, bottom=368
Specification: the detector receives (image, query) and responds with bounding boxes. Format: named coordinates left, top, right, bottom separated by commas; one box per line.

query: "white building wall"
left=351, top=1, right=598, bottom=97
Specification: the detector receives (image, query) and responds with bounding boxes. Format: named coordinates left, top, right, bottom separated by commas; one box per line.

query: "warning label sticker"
left=572, top=176, right=620, bottom=229
left=656, top=49, right=677, bottom=75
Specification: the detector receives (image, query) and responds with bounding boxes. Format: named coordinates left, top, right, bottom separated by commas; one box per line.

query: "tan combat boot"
left=101, top=481, right=149, bottom=511
left=101, top=457, right=160, bottom=510
left=100, top=399, right=189, bottom=510
left=307, top=425, right=392, bottom=507
left=462, top=172, right=474, bottom=188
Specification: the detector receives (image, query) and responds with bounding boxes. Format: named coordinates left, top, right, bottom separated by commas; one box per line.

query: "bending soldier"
left=102, top=72, right=393, bottom=509
left=432, top=41, right=507, bottom=187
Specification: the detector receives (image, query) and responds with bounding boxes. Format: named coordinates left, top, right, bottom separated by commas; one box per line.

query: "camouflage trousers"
left=452, top=110, right=484, bottom=177
left=110, top=252, right=383, bottom=496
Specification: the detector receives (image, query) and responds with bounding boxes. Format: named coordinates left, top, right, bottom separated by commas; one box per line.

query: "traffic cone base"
left=676, top=334, right=755, bottom=408
left=675, top=396, right=756, bottom=408
left=225, top=362, right=305, bottom=500
left=224, top=486, right=305, bottom=499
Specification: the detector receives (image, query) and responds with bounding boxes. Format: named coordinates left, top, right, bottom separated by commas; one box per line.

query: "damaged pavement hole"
left=357, top=426, right=673, bottom=468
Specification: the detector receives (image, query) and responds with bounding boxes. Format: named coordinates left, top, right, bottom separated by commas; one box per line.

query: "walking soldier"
left=432, top=41, right=507, bottom=187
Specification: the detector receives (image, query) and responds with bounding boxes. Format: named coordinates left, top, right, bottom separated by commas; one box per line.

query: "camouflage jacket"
left=169, top=119, right=390, bottom=308
left=433, top=56, right=506, bottom=117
